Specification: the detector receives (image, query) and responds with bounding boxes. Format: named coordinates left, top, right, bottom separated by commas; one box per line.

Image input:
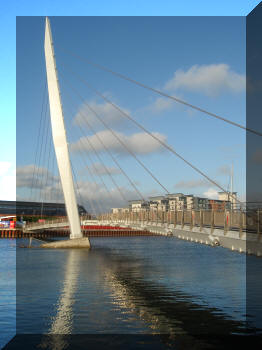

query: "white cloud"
left=73, top=100, right=130, bottom=128
left=16, top=164, right=59, bottom=189
left=70, top=130, right=167, bottom=156
left=76, top=180, right=127, bottom=212
left=0, top=162, right=11, bottom=176
left=164, top=64, right=245, bottom=96
left=0, top=162, right=15, bottom=200
left=88, top=162, right=121, bottom=176
left=74, top=181, right=161, bottom=213
left=15, top=164, right=139, bottom=213
left=148, top=97, right=174, bottom=113
left=174, top=178, right=210, bottom=189
left=203, top=188, right=219, bottom=199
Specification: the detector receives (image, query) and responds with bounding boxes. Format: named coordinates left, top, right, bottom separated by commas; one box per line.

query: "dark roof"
left=0, top=200, right=87, bottom=216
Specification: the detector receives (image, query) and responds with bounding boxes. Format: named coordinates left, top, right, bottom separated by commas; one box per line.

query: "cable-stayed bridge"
left=23, top=17, right=262, bottom=255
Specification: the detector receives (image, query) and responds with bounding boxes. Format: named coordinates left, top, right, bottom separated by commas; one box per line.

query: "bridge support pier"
left=40, top=238, right=91, bottom=249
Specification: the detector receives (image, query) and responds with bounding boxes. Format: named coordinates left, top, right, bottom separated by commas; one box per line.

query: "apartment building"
left=112, top=207, right=130, bottom=214
left=148, top=196, right=169, bottom=211
left=186, top=195, right=210, bottom=210
left=114, top=192, right=234, bottom=213
left=128, top=200, right=149, bottom=212
left=218, top=191, right=237, bottom=209
left=167, top=193, right=186, bottom=211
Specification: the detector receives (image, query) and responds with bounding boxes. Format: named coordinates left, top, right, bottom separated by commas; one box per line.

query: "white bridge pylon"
left=44, top=17, right=88, bottom=243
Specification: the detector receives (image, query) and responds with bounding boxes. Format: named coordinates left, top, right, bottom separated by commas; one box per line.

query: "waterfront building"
left=148, top=196, right=169, bottom=211
left=112, top=191, right=235, bottom=214
left=208, top=199, right=231, bottom=211
left=128, top=200, right=149, bottom=212
left=0, top=200, right=87, bottom=217
left=112, top=208, right=130, bottom=214
left=167, top=193, right=187, bottom=211
left=218, top=191, right=237, bottom=209
left=186, top=195, right=210, bottom=210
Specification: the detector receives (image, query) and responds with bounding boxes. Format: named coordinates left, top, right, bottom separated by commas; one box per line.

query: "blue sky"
left=0, top=1, right=260, bottom=207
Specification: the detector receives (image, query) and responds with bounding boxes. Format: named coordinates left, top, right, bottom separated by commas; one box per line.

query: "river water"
left=1, top=236, right=262, bottom=348
left=0, top=239, right=15, bottom=349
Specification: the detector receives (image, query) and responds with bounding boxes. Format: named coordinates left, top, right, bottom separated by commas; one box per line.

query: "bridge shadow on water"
left=8, top=239, right=262, bottom=349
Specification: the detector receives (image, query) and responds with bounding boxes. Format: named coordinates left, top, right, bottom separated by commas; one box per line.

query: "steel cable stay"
left=49, top=147, right=56, bottom=203
left=72, top=118, right=128, bottom=203
left=38, top=107, right=52, bottom=207
left=61, top=72, right=169, bottom=196
left=76, top=133, right=126, bottom=211
left=48, top=125, right=100, bottom=216
left=34, top=92, right=49, bottom=202
left=70, top=155, right=104, bottom=216
left=61, top=81, right=145, bottom=200
left=41, top=120, right=53, bottom=215
left=70, top=160, right=97, bottom=216
left=61, top=82, right=147, bottom=201
left=56, top=46, right=261, bottom=137
left=73, top=120, right=128, bottom=203
left=31, top=84, right=48, bottom=201
left=64, top=113, right=108, bottom=215
left=60, top=65, right=244, bottom=206
left=69, top=135, right=117, bottom=213
left=74, top=111, right=145, bottom=203
left=30, top=79, right=47, bottom=201
left=51, top=148, right=63, bottom=206
left=59, top=89, right=133, bottom=204
left=52, top=148, right=63, bottom=205
left=64, top=101, right=119, bottom=206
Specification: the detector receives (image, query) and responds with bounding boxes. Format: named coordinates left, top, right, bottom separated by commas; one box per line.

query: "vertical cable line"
left=75, top=124, right=127, bottom=202
left=30, top=79, right=47, bottom=201
left=71, top=112, right=127, bottom=202
left=63, top=101, right=124, bottom=209
left=54, top=164, right=61, bottom=205
left=38, top=105, right=51, bottom=205
left=33, top=91, right=49, bottom=202
left=49, top=147, right=56, bottom=203
left=72, top=157, right=103, bottom=216
left=70, top=161, right=87, bottom=215
left=62, top=97, right=128, bottom=203
left=70, top=146, right=103, bottom=215
left=60, top=67, right=242, bottom=205
left=62, top=84, right=146, bottom=202
left=68, top=134, right=113, bottom=215
left=74, top=108, right=144, bottom=204
left=42, top=113, right=53, bottom=213
left=74, top=110, right=141, bottom=203
left=61, top=72, right=169, bottom=195
left=64, top=111, right=106, bottom=215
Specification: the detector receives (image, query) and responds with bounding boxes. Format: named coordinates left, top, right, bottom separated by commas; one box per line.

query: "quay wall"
left=102, top=220, right=262, bottom=257
left=0, top=228, right=156, bottom=238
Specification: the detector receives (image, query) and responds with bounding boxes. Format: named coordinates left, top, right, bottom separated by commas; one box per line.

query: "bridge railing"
left=99, top=209, right=262, bottom=235
left=24, top=209, right=262, bottom=235
left=25, top=217, right=69, bottom=229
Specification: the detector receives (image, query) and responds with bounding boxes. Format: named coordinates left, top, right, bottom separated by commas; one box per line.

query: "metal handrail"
left=24, top=209, right=261, bottom=235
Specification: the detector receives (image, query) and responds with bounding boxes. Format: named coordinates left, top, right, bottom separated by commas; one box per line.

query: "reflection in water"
left=34, top=245, right=249, bottom=349
left=48, top=246, right=247, bottom=336
left=44, top=249, right=85, bottom=350
left=15, top=237, right=258, bottom=349
left=49, top=249, right=83, bottom=334
left=99, top=250, right=247, bottom=337
left=103, top=263, right=185, bottom=336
